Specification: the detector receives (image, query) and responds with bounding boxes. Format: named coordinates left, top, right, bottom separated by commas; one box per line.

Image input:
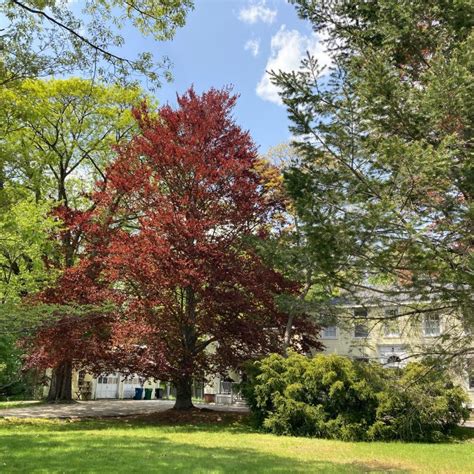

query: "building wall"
left=44, top=304, right=473, bottom=407
left=206, top=304, right=474, bottom=407
left=319, top=305, right=474, bottom=407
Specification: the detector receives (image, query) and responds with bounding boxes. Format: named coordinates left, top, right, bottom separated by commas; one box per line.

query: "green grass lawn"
left=0, top=401, right=42, bottom=410
left=0, top=414, right=472, bottom=473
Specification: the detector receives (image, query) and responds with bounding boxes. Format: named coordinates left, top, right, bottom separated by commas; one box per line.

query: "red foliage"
left=27, top=88, right=320, bottom=390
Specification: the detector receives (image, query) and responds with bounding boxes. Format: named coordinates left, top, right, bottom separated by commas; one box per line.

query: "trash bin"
left=155, top=388, right=163, bottom=399
left=204, top=393, right=215, bottom=404
left=134, top=387, right=144, bottom=400
left=144, top=388, right=153, bottom=400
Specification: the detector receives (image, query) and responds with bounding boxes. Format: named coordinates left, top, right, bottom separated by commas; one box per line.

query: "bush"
left=368, top=363, right=470, bottom=442
left=241, top=352, right=469, bottom=441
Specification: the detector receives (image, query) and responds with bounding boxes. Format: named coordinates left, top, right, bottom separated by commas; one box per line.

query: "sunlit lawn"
left=0, top=415, right=473, bottom=473
left=0, top=401, right=42, bottom=410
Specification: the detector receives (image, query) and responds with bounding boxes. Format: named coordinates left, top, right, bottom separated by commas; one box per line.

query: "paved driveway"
left=0, top=400, right=248, bottom=419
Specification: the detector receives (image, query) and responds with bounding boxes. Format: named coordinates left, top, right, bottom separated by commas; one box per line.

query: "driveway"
left=0, top=400, right=248, bottom=419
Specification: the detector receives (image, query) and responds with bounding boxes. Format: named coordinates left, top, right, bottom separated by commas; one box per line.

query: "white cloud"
left=256, top=26, right=332, bottom=105
left=238, top=1, right=277, bottom=25
left=244, top=38, right=261, bottom=57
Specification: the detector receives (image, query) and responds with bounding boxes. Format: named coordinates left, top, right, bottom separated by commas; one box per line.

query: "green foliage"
left=0, top=189, right=56, bottom=395
left=0, top=333, right=23, bottom=396
left=369, top=363, right=471, bottom=442
left=0, top=188, right=57, bottom=398
left=3, top=78, right=146, bottom=205
left=0, top=0, right=194, bottom=87
left=1, top=77, right=147, bottom=274
left=272, top=0, right=474, bottom=354
left=242, top=353, right=469, bottom=442
left=0, top=187, right=58, bottom=303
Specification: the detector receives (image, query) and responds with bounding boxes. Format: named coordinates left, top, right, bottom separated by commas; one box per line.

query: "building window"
left=423, top=314, right=441, bottom=337
left=469, top=375, right=474, bottom=390
left=220, top=379, right=233, bottom=394
left=354, top=308, right=369, bottom=338
left=387, top=355, right=401, bottom=365
left=322, top=326, right=337, bottom=339
left=379, top=345, right=406, bottom=368
left=98, top=375, right=118, bottom=384
left=384, top=308, right=400, bottom=337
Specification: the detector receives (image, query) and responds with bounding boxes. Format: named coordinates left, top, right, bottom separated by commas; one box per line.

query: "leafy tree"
left=5, top=79, right=145, bottom=200
left=272, top=0, right=474, bottom=358
left=369, top=362, right=470, bottom=442
left=254, top=147, right=334, bottom=350
left=0, top=0, right=194, bottom=87
left=5, top=78, right=146, bottom=269
left=0, top=186, right=58, bottom=397
left=0, top=190, right=57, bottom=304
left=0, top=78, right=146, bottom=400
left=32, top=88, right=320, bottom=409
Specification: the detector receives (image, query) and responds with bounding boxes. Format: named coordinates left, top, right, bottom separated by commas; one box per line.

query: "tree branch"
left=10, top=0, right=134, bottom=66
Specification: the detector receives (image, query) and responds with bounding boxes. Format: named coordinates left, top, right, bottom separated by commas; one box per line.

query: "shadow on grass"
left=0, top=411, right=255, bottom=435
left=4, top=402, right=470, bottom=446
left=0, top=431, right=404, bottom=473
left=2, top=415, right=473, bottom=441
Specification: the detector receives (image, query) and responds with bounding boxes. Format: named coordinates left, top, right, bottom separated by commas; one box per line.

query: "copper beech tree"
left=29, top=88, right=319, bottom=409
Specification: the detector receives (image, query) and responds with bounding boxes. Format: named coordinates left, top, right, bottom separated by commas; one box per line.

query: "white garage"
left=95, top=374, right=119, bottom=399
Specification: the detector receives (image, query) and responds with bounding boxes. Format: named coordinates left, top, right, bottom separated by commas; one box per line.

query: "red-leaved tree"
left=29, top=88, right=320, bottom=409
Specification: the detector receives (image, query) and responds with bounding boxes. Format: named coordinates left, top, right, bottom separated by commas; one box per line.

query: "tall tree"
left=38, top=88, right=320, bottom=409
left=254, top=147, right=334, bottom=350
left=1, top=78, right=146, bottom=400
left=8, top=78, right=146, bottom=264
left=271, top=0, right=473, bottom=358
left=0, top=185, right=58, bottom=396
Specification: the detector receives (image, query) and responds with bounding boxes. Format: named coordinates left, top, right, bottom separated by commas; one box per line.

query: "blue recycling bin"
left=134, top=387, right=144, bottom=400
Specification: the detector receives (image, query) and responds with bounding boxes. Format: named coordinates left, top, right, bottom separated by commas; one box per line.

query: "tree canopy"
left=0, top=0, right=194, bottom=87
left=0, top=77, right=148, bottom=399
left=271, top=0, right=473, bottom=361
left=27, top=88, right=320, bottom=409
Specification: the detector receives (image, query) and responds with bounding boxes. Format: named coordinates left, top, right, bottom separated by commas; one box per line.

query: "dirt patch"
left=127, top=407, right=249, bottom=425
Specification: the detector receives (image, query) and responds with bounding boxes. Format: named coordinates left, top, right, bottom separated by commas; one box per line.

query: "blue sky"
left=123, top=0, right=330, bottom=155
left=1, top=1, right=329, bottom=154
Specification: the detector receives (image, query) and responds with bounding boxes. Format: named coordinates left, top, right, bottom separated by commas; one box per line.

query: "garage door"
left=95, top=374, right=119, bottom=399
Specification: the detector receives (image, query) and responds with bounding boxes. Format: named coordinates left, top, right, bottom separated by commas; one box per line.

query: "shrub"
left=241, top=352, right=469, bottom=441
left=368, top=363, right=470, bottom=442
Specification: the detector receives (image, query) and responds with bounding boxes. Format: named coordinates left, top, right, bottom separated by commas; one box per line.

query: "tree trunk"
left=47, top=360, right=73, bottom=402
left=282, top=276, right=313, bottom=354
left=172, top=286, right=197, bottom=410
left=44, top=167, right=75, bottom=402
left=49, top=173, right=74, bottom=402
left=173, top=376, right=194, bottom=410
left=283, top=314, right=294, bottom=352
